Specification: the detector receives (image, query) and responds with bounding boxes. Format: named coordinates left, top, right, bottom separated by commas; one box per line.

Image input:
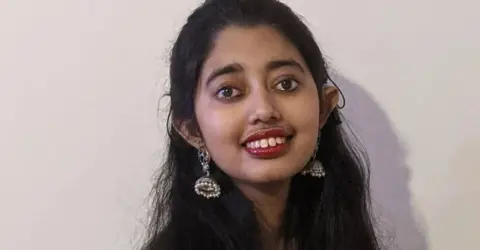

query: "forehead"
left=202, top=25, right=307, bottom=72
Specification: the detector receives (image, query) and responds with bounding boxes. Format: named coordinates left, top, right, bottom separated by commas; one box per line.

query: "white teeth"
left=260, top=139, right=268, bottom=148
left=268, top=138, right=276, bottom=147
left=246, top=137, right=287, bottom=149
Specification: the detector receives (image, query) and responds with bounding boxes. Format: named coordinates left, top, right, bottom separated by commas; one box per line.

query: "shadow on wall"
left=331, top=72, right=429, bottom=250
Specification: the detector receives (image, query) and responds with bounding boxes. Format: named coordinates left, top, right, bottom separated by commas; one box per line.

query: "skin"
left=176, top=25, right=339, bottom=249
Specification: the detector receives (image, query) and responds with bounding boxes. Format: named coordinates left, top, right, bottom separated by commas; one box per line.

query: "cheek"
left=195, top=100, right=244, bottom=165
left=197, top=111, right=246, bottom=178
left=197, top=110, right=238, bottom=143
left=283, top=89, right=320, bottom=130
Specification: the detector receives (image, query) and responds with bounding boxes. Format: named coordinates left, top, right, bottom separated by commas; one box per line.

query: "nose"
left=247, top=90, right=281, bottom=124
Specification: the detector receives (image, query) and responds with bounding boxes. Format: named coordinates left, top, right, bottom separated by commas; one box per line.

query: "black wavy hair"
left=143, top=0, right=380, bottom=249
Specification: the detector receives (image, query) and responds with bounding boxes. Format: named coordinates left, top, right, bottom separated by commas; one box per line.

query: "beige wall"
left=1, top=0, right=478, bottom=249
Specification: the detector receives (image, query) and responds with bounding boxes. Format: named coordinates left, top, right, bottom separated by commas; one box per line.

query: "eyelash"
left=214, top=77, right=300, bottom=101
left=275, top=77, right=299, bottom=92
left=215, top=86, right=242, bottom=100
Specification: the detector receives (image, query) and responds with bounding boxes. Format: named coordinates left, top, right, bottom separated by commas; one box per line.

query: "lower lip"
left=244, top=142, right=288, bottom=159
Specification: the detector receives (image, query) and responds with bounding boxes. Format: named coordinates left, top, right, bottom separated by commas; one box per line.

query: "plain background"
left=1, top=0, right=479, bottom=249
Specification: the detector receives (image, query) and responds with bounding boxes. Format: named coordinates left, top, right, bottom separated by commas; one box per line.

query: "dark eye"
left=275, top=78, right=299, bottom=92
left=216, top=86, right=241, bottom=99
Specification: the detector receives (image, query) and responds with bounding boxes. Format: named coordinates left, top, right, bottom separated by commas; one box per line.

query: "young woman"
left=143, top=0, right=380, bottom=249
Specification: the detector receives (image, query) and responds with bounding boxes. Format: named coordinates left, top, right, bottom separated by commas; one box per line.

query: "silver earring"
left=301, top=138, right=326, bottom=178
left=194, top=147, right=221, bottom=199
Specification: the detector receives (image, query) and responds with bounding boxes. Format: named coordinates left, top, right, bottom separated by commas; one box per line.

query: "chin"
left=240, top=166, right=300, bottom=184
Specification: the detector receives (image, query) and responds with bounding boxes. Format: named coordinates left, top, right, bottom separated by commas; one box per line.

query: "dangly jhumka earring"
left=194, top=146, right=221, bottom=199
left=301, top=137, right=326, bottom=178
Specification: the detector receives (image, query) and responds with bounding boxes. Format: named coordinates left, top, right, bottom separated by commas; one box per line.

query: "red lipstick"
left=243, top=128, right=290, bottom=159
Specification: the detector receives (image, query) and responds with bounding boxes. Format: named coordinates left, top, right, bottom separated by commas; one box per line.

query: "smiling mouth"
left=244, top=135, right=293, bottom=149
left=240, top=127, right=294, bottom=159
left=243, top=136, right=293, bottom=159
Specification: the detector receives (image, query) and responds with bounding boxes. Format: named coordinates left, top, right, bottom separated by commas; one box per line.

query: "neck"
left=235, top=179, right=291, bottom=249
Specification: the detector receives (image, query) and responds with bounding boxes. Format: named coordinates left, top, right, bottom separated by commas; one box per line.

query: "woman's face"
left=194, top=25, right=321, bottom=184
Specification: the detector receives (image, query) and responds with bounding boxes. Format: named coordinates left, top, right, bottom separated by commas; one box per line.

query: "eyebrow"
left=204, top=59, right=305, bottom=86
left=205, top=63, right=243, bottom=86
left=266, top=59, right=305, bottom=73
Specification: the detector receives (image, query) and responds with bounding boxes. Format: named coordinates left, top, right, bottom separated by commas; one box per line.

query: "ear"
left=320, top=86, right=340, bottom=125
left=172, top=119, right=204, bottom=149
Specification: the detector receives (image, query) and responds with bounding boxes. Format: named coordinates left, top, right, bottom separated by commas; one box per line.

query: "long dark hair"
left=143, top=0, right=380, bottom=249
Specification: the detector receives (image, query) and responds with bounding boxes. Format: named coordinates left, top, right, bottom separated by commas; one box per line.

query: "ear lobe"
left=319, top=86, right=340, bottom=127
left=323, top=86, right=340, bottom=114
left=172, top=119, right=203, bottom=149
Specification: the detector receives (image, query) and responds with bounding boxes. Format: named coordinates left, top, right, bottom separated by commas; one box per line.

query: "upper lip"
left=241, top=127, right=292, bottom=145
